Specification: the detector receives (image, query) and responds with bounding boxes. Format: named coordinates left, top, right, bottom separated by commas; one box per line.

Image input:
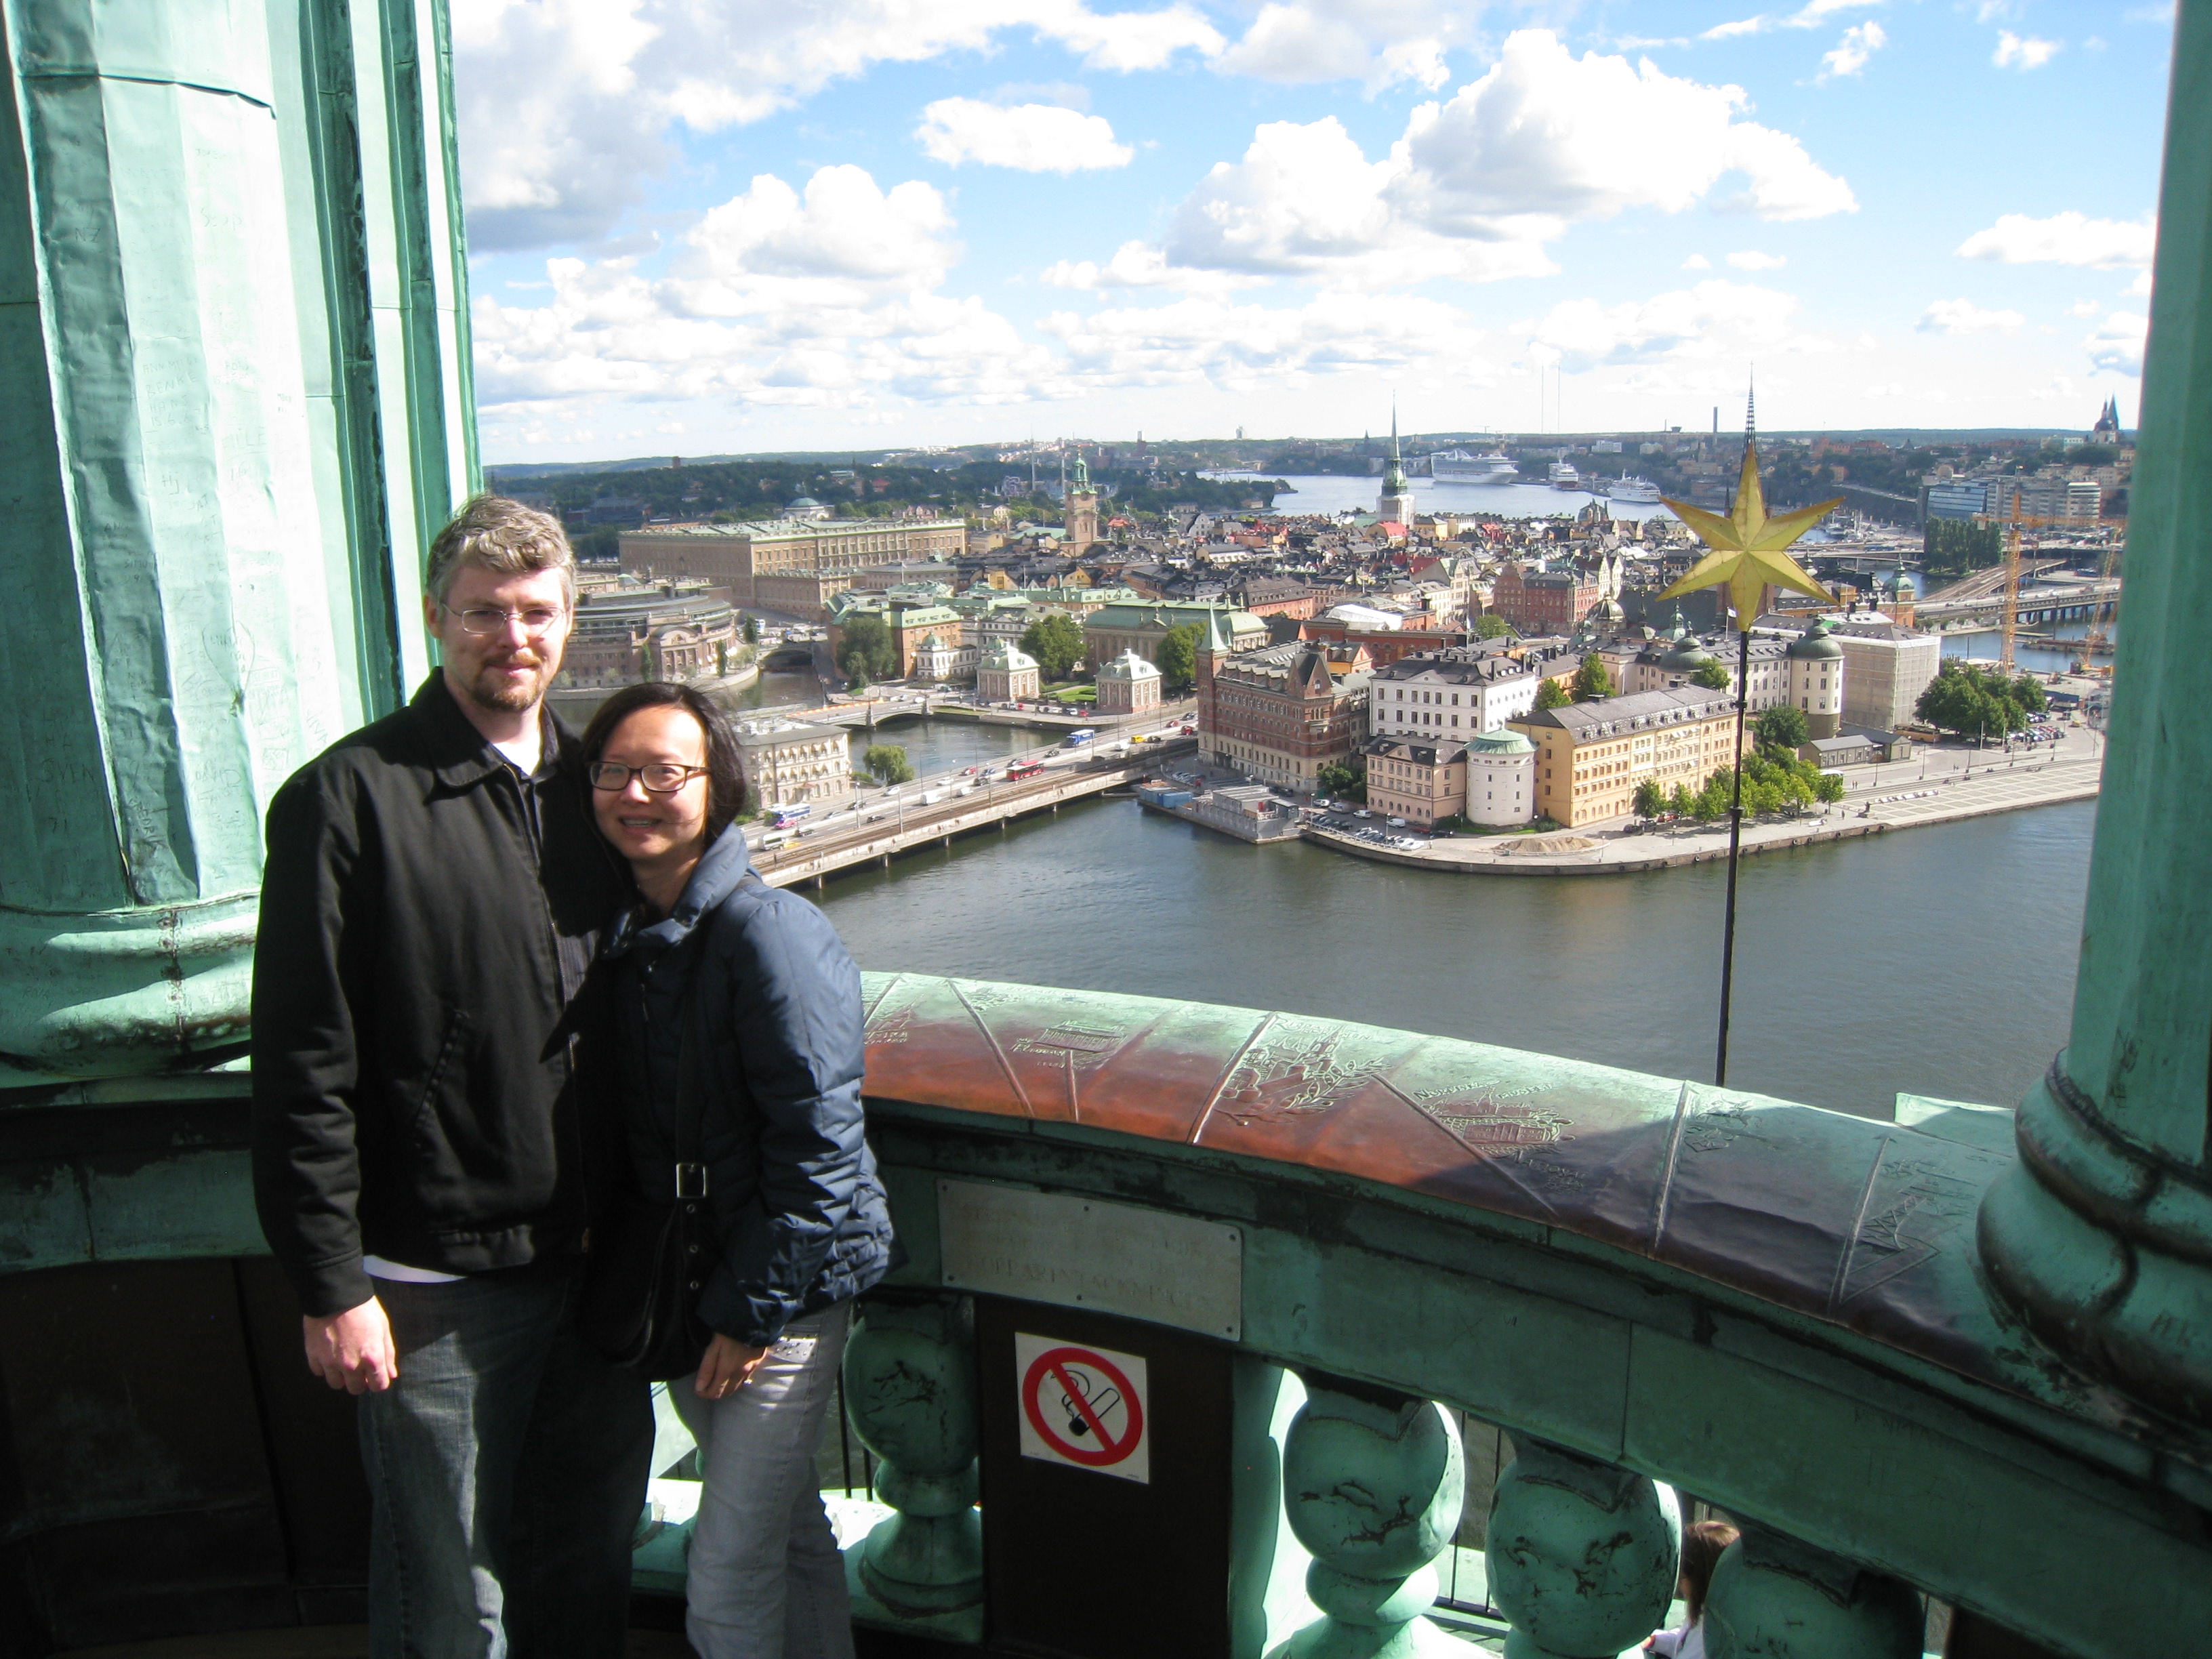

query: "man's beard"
left=464, top=651, right=555, bottom=714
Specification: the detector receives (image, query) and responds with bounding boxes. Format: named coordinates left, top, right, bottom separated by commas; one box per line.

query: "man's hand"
left=695, top=1334, right=769, bottom=1400
left=304, top=1300, right=399, bottom=1393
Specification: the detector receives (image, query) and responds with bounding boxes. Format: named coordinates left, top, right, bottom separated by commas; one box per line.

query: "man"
left=253, top=495, right=652, bottom=1659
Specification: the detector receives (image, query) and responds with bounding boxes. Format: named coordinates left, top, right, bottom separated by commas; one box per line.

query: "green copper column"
left=1977, top=0, right=2212, bottom=1420
left=0, top=0, right=476, bottom=1077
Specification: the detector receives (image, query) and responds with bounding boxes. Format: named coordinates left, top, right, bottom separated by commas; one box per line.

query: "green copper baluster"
left=1268, top=1377, right=1465, bottom=1659
left=1703, top=1525, right=1923, bottom=1659
left=840, top=1294, right=984, bottom=1643
left=1485, top=1439, right=1678, bottom=1659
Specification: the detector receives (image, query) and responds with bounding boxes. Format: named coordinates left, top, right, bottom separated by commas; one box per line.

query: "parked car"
left=1353, top=808, right=1372, bottom=819
left=1387, top=817, right=1407, bottom=827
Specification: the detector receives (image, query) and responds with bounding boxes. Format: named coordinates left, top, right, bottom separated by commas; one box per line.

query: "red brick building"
left=1491, top=561, right=1603, bottom=636
left=1296, top=619, right=1470, bottom=667
left=1197, top=634, right=1372, bottom=794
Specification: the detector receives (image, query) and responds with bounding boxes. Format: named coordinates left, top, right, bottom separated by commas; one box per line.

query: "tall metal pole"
left=1713, top=622, right=1753, bottom=1087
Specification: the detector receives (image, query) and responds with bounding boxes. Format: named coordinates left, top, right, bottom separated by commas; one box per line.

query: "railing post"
left=1268, top=1376, right=1465, bottom=1659
left=840, top=1293, right=984, bottom=1643
left=1975, top=1, right=2212, bottom=1423
left=1703, top=1525, right=1922, bottom=1659
left=1484, top=1439, right=1678, bottom=1659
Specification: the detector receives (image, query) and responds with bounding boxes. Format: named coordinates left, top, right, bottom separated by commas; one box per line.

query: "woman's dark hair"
left=1680, top=1520, right=1739, bottom=1624
left=579, top=681, right=747, bottom=844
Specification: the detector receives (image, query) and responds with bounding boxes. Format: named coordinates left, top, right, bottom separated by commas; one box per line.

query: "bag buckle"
left=674, top=1162, right=710, bottom=1199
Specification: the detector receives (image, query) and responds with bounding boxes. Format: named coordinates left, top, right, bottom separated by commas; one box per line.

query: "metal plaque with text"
left=936, top=1180, right=1244, bottom=1341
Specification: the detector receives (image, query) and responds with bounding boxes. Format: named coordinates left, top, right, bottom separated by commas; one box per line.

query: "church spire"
left=1382, top=402, right=1408, bottom=494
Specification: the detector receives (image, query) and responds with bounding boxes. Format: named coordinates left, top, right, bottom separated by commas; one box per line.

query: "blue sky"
left=456, top=1, right=2171, bottom=462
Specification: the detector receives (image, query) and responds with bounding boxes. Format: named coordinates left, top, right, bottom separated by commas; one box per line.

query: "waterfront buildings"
left=1824, top=617, right=1945, bottom=733
left=1197, top=630, right=1371, bottom=794
left=1511, top=687, right=1744, bottom=828
left=1368, top=647, right=1567, bottom=742
left=1613, top=624, right=1844, bottom=736
left=733, top=718, right=855, bottom=810
left=621, top=515, right=966, bottom=620
left=1094, top=649, right=1162, bottom=716
left=1361, top=737, right=1465, bottom=830
left=975, top=638, right=1042, bottom=703
left=560, top=571, right=739, bottom=687
left=1465, top=726, right=1538, bottom=827
left=826, top=596, right=968, bottom=679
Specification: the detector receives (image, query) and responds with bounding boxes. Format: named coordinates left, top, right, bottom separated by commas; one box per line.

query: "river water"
left=1212, top=470, right=1677, bottom=523
left=813, top=783, right=2094, bottom=1122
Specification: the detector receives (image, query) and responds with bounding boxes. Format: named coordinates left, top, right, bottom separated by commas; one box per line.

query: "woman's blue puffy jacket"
left=602, top=824, right=896, bottom=1346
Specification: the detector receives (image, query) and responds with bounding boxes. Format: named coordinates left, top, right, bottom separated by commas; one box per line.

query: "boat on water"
left=1607, top=475, right=1663, bottom=504
left=1549, top=460, right=1582, bottom=490
left=1431, top=449, right=1521, bottom=485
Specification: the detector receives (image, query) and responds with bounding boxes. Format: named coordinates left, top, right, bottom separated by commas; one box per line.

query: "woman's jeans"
left=359, top=1263, right=655, bottom=1659
left=670, top=1303, right=856, bottom=1659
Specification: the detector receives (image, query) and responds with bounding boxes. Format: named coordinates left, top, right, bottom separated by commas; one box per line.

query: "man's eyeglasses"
left=588, top=762, right=708, bottom=794
left=442, top=602, right=567, bottom=638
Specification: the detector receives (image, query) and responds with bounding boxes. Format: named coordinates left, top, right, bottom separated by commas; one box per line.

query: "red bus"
left=1006, top=759, right=1046, bottom=781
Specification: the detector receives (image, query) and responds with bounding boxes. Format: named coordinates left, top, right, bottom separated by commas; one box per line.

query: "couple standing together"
left=250, top=495, right=897, bottom=1659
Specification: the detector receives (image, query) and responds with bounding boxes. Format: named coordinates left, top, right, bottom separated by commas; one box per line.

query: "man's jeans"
left=671, top=1303, right=855, bottom=1659
left=361, top=1264, right=655, bottom=1659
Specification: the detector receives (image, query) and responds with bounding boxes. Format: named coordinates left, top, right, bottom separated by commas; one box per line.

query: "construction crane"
left=1993, top=500, right=2070, bottom=673
left=2081, top=537, right=2122, bottom=672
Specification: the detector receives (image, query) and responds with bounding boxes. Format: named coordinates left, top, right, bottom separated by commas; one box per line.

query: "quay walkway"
left=1305, top=743, right=2102, bottom=876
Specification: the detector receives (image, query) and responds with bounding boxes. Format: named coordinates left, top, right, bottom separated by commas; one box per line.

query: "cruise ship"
left=1429, top=448, right=1521, bottom=485
left=1606, top=475, right=1663, bottom=504
left=1548, top=460, right=1582, bottom=489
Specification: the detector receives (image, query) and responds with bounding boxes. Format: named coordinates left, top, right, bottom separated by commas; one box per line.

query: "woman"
left=582, top=682, right=897, bottom=1659
left=1645, top=1519, right=1740, bottom=1659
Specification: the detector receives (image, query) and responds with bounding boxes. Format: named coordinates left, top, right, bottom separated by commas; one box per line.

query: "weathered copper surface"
left=859, top=972, right=2149, bottom=1439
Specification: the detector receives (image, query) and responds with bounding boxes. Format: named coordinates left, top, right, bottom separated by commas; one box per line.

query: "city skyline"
left=460, top=1, right=2170, bottom=462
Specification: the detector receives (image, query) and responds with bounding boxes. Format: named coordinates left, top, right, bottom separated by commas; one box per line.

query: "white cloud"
left=1042, top=293, right=1497, bottom=392
left=1683, top=253, right=1713, bottom=269
left=1068, top=32, right=1853, bottom=293
left=1210, top=0, right=1465, bottom=91
left=916, top=99, right=1134, bottom=172
left=451, top=0, right=1221, bottom=249
left=2125, top=268, right=2154, bottom=295
left=2067, top=298, right=2102, bottom=317
left=1917, top=298, right=2025, bottom=335
left=1522, top=279, right=1820, bottom=376
left=1727, top=250, right=1787, bottom=269
left=2085, top=311, right=2148, bottom=376
left=1818, top=20, right=1885, bottom=79
left=1703, top=1, right=1881, bottom=39
left=1993, top=30, right=2062, bottom=68
left=1957, top=211, right=2155, bottom=268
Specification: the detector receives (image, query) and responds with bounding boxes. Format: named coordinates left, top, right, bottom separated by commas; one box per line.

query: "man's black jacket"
left=251, top=676, right=631, bottom=1317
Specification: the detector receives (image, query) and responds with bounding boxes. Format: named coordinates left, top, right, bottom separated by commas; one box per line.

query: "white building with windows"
left=1465, top=728, right=1536, bottom=827
left=1367, top=647, right=1570, bottom=743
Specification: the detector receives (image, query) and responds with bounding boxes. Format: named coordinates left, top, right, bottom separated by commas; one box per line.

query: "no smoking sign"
left=1015, top=1332, right=1149, bottom=1484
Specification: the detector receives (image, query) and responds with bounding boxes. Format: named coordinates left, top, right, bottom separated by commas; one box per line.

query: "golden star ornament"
left=1658, top=438, right=1845, bottom=629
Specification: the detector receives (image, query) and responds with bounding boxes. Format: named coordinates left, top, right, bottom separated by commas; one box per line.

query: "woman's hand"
left=695, top=1334, right=769, bottom=1399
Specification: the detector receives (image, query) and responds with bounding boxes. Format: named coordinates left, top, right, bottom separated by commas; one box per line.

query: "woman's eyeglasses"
left=587, top=762, right=708, bottom=794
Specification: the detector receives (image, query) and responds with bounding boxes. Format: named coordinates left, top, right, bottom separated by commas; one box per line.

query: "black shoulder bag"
left=579, top=1006, right=722, bottom=1380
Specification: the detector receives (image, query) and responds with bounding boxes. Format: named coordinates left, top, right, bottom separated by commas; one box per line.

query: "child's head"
left=1680, top=1520, right=1740, bottom=1623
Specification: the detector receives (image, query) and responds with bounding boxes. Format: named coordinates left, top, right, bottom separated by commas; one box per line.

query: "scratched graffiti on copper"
left=1012, top=1023, right=1130, bottom=1068
left=1214, top=1024, right=1397, bottom=1126
left=1843, top=1159, right=1981, bottom=1300
left=1680, top=1099, right=1781, bottom=1155
left=1412, top=1088, right=1576, bottom=1159
left=864, top=1004, right=918, bottom=1046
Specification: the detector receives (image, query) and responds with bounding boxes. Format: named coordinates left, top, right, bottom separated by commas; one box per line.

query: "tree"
left=1571, top=653, right=1616, bottom=702
left=1473, top=613, right=1513, bottom=640
left=1317, top=760, right=1366, bottom=802
left=1667, top=782, right=1696, bottom=820
left=1690, top=661, right=1732, bottom=691
left=1916, top=661, right=2035, bottom=737
left=863, top=744, right=916, bottom=785
left=1633, top=779, right=1666, bottom=821
left=742, top=615, right=760, bottom=645
left=1155, top=622, right=1204, bottom=693
left=1021, top=613, right=1086, bottom=681
left=836, top=614, right=897, bottom=688
left=1534, top=677, right=1572, bottom=711
left=1754, top=705, right=1809, bottom=752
